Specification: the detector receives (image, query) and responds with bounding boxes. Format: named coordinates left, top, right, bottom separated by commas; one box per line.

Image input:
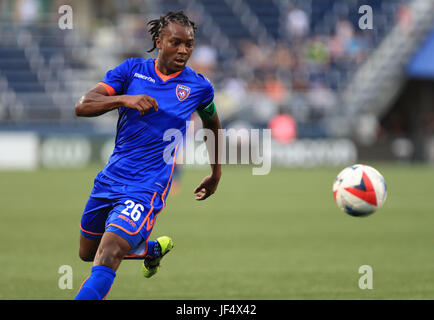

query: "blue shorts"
left=80, top=172, right=166, bottom=258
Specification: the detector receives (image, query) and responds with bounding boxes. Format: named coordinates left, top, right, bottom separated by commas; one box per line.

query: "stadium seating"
left=0, top=0, right=410, bottom=138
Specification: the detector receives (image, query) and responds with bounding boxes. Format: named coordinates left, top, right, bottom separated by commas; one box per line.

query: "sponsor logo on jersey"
left=134, top=72, right=155, bottom=83
left=176, top=84, right=191, bottom=101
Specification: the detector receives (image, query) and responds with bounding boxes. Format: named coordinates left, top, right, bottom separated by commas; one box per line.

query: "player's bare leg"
left=93, top=231, right=131, bottom=271
left=78, top=235, right=100, bottom=262
left=75, top=232, right=131, bottom=299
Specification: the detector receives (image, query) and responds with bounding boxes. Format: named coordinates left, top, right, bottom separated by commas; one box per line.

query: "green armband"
left=196, top=101, right=216, bottom=121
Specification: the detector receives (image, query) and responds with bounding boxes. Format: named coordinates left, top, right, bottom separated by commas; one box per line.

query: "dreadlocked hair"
left=147, top=10, right=197, bottom=53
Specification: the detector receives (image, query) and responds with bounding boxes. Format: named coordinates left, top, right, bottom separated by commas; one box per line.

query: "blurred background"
left=1, top=0, right=434, bottom=300
left=0, top=0, right=433, bottom=169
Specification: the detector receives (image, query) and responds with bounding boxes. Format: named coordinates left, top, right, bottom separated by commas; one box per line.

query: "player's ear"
left=156, top=36, right=162, bottom=50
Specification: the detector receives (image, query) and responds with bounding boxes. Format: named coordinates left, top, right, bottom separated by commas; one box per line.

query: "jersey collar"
left=154, top=59, right=183, bottom=82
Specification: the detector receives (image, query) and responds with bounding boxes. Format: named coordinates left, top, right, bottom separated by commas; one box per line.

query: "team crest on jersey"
left=176, top=84, right=191, bottom=101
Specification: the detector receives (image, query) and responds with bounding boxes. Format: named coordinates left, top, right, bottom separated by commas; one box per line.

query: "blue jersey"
left=98, top=58, right=214, bottom=195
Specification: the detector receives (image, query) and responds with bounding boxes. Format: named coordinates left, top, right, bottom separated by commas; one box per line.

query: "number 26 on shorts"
left=121, top=200, right=144, bottom=222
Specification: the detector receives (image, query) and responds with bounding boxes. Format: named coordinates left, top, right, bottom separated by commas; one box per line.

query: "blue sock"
left=74, top=265, right=116, bottom=300
left=146, top=240, right=161, bottom=259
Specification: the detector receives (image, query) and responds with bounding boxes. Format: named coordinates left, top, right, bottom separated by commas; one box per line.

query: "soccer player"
left=74, top=11, right=222, bottom=300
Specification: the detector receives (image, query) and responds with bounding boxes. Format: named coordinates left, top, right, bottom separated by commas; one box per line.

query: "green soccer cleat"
left=142, top=236, right=174, bottom=278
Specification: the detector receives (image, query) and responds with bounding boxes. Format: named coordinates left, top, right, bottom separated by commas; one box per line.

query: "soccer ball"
left=333, top=164, right=387, bottom=217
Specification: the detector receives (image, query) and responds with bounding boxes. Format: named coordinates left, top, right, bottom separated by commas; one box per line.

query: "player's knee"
left=94, top=243, right=126, bottom=268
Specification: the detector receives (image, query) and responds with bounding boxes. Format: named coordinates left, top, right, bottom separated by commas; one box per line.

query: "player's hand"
left=194, top=175, right=220, bottom=201
left=121, top=94, right=158, bottom=115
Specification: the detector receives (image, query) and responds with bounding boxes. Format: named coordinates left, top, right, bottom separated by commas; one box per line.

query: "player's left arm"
left=194, top=102, right=222, bottom=201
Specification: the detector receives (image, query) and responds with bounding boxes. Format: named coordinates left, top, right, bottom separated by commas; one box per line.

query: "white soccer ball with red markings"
left=333, top=164, right=387, bottom=217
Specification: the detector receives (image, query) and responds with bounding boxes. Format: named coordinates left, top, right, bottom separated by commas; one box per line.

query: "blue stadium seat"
left=201, top=0, right=250, bottom=41
left=244, top=0, right=280, bottom=38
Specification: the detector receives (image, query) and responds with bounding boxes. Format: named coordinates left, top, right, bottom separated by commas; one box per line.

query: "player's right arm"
left=75, top=84, right=158, bottom=117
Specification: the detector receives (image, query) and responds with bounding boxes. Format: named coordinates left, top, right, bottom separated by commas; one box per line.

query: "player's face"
left=156, top=22, right=194, bottom=73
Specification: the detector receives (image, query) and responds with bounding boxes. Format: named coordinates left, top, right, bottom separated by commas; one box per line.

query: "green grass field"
left=1, top=163, right=434, bottom=299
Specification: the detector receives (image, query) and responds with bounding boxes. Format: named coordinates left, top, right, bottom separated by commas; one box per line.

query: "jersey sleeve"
left=196, top=77, right=215, bottom=111
left=98, top=59, right=133, bottom=95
